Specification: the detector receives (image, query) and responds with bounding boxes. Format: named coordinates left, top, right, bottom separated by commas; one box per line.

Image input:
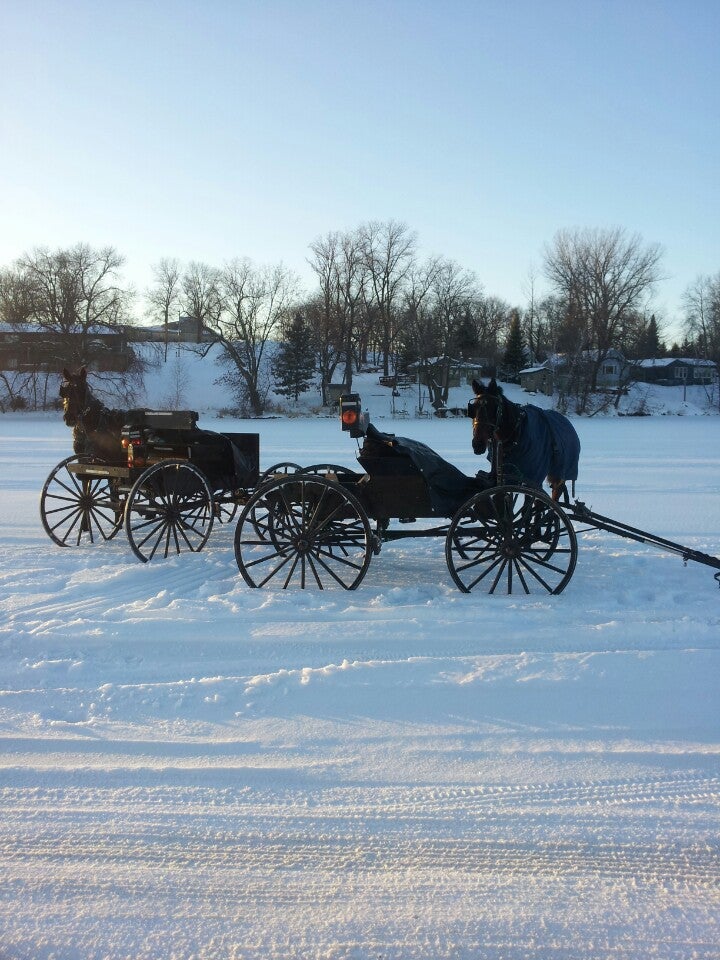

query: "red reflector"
left=342, top=410, right=358, bottom=425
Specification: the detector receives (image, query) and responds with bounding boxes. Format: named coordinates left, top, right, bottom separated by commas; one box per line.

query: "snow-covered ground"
left=1, top=405, right=719, bottom=959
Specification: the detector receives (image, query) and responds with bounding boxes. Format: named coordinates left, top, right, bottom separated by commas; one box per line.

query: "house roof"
left=635, top=357, right=717, bottom=368
left=519, top=365, right=551, bottom=375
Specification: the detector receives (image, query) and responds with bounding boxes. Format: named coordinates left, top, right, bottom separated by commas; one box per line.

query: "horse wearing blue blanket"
left=468, top=378, right=580, bottom=502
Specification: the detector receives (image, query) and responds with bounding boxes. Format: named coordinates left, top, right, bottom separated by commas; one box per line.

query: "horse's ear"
left=488, top=378, right=503, bottom=396
left=471, top=379, right=483, bottom=395
left=62, top=367, right=71, bottom=380
left=79, top=367, right=87, bottom=380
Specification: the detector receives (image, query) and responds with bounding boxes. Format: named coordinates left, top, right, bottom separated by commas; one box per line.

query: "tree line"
left=1, top=225, right=718, bottom=413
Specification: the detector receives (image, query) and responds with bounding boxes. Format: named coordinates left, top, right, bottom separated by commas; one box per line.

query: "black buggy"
left=232, top=394, right=720, bottom=593
left=40, top=408, right=260, bottom=562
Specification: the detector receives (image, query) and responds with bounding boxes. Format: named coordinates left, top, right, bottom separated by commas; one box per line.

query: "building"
left=633, top=358, right=717, bottom=386
left=519, top=363, right=554, bottom=395
left=134, top=316, right=214, bottom=345
left=0, top=323, right=134, bottom=372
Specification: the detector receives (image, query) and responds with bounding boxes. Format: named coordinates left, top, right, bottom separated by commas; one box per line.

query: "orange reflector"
left=342, top=410, right=358, bottom=425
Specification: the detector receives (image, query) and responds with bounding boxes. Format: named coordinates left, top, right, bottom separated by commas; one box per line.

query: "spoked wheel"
left=234, top=475, right=373, bottom=589
left=40, top=456, right=124, bottom=547
left=446, top=484, right=578, bottom=594
left=298, top=463, right=358, bottom=480
left=258, top=462, right=302, bottom=485
left=125, top=461, right=214, bottom=562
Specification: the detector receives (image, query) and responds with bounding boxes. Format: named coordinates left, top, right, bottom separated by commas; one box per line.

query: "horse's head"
left=59, top=367, right=89, bottom=427
left=467, top=378, right=505, bottom=455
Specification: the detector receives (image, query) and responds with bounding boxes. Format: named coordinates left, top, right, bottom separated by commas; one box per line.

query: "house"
left=548, top=349, right=633, bottom=391
left=519, top=363, right=554, bottom=395
left=633, top=357, right=717, bottom=386
left=134, top=316, right=214, bottom=344
left=589, top=349, right=632, bottom=388
left=0, top=323, right=135, bottom=373
left=406, top=356, right=492, bottom=389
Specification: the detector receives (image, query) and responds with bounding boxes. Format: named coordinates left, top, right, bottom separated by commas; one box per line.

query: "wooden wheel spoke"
left=257, top=552, right=294, bottom=587
left=310, top=549, right=356, bottom=588
left=447, top=485, right=578, bottom=595
left=313, top=545, right=365, bottom=572
left=235, top=476, right=372, bottom=590
left=306, top=552, right=324, bottom=589
left=512, top=558, right=531, bottom=594
left=125, top=462, right=213, bottom=562
left=488, top=557, right=510, bottom=594
left=517, top=555, right=556, bottom=592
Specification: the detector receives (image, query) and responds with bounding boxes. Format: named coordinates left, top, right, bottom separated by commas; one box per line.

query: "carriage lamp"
left=121, top=431, right=145, bottom=468
left=340, top=394, right=367, bottom=437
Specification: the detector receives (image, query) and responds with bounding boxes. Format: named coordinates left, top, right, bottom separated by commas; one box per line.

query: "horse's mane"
left=61, top=368, right=129, bottom=462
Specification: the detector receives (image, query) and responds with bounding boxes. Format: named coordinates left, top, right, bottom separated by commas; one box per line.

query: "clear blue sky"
left=1, top=0, right=718, bottom=339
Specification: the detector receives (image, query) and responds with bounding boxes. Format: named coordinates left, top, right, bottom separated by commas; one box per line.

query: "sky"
left=1, top=0, right=718, bottom=339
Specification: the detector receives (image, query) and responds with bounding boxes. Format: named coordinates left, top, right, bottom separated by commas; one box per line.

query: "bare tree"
left=683, top=273, right=720, bottom=363
left=431, top=258, right=479, bottom=357
left=210, top=259, right=299, bottom=415
left=334, top=229, right=367, bottom=390
left=307, top=231, right=367, bottom=397
left=544, top=227, right=663, bottom=403
left=400, top=256, right=442, bottom=359
left=472, top=294, right=512, bottom=364
left=11, top=244, right=133, bottom=370
left=359, top=220, right=417, bottom=376
left=180, top=261, right=222, bottom=343
left=307, top=232, right=342, bottom=403
left=146, top=258, right=182, bottom=360
left=0, top=266, right=32, bottom=326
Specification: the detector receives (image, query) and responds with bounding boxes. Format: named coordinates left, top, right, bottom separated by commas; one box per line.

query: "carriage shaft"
left=569, top=501, right=720, bottom=572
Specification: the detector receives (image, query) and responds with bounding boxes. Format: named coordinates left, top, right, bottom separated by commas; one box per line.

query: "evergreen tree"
left=502, top=310, right=526, bottom=382
left=455, top=308, right=479, bottom=358
left=272, top=312, right=316, bottom=401
left=636, top=314, right=665, bottom=357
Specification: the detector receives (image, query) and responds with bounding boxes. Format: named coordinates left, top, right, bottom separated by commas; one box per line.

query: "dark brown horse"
left=60, top=368, right=130, bottom=463
left=468, top=378, right=580, bottom=501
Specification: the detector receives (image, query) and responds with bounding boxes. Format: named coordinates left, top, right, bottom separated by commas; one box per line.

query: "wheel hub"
left=293, top=535, right=313, bottom=553
left=501, top=539, right=521, bottom=559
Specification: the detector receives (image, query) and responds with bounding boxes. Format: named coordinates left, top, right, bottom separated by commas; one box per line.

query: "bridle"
left=60, top=378, right=92, bottom=427
left=469, top=394, right=504, bottom=437
left=469, top=393, right=526, bottom=479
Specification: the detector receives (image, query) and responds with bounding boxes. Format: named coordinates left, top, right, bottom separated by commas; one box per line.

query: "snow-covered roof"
left=635, top=357, right=717, bottom=368
left=519, top=364, right=551, bottom=375
left=0, top=321, right=126, bottom=335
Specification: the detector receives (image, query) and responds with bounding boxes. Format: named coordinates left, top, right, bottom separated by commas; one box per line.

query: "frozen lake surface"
left=1, top=412, right=719, bottom=959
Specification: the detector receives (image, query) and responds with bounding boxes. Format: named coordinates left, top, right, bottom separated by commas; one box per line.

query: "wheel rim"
left=258, top=461, right=302, bottom=484
left=446, top=484, right=578, bottom=594
left=40, top=456, right=123, bottom=547
left=234, top=476, right=372, bottom=589
left=298, top=463, right=357, bottom=479
left=125, top=461, right=214, bottom=562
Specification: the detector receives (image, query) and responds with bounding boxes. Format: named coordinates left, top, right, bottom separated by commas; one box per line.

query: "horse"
left=467, top=378, right=580, bottom=501
left=59, top=367, right=130, bottom=463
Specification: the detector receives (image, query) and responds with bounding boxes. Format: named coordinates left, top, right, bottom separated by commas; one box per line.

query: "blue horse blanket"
left=491, top=405, right=580, bottom=486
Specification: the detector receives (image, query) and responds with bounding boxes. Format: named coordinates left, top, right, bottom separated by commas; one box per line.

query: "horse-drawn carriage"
left=40, top=369, right=720, bottom=592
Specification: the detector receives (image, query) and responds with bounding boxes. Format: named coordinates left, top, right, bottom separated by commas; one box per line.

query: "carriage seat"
left=358, top=423, right=489, bottom=517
